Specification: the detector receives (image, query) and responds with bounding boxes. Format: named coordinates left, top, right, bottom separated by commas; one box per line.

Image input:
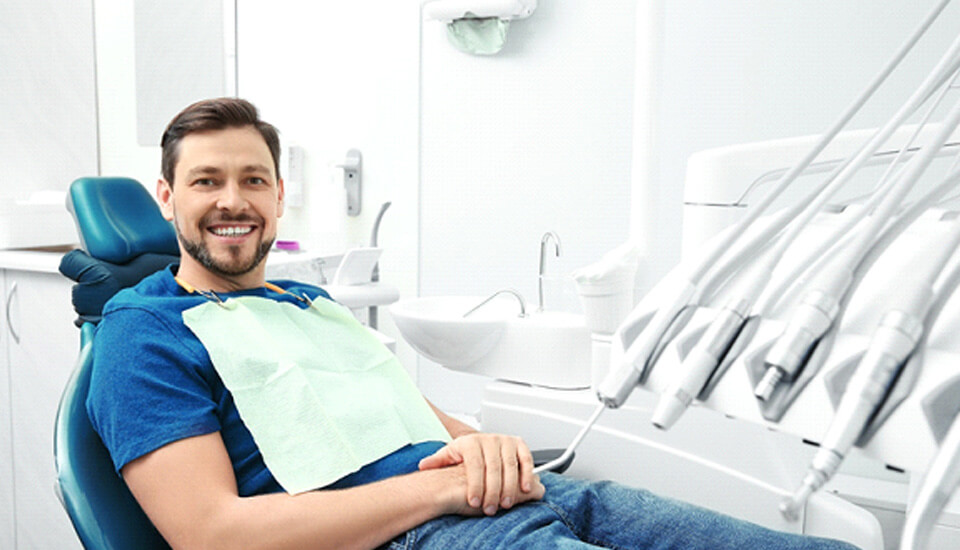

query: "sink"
left=390, top=296, right=516, bottom=368
left=390, top=296, right=592, bottom=389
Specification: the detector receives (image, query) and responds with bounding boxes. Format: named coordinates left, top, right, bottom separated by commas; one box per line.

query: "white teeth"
left=212, top=226, right=253, bottom=237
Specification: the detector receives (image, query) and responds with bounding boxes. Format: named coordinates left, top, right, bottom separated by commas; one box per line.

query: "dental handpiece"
left=596, top=280, right=697, bottom=409
left=781, top=308, right=925, bottom=520
left=652, top=294, right=752, bottom=430
left=901, top=412, right=960, bottom=550
left=756, top=266, right=852, bottom=401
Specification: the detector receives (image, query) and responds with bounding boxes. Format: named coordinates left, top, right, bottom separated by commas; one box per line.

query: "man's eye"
left=194, top=178, right=216, bottom=186
left=248, top=177, right=266, bottom=185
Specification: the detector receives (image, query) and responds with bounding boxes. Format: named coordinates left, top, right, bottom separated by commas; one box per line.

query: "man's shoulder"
left=93, top=267, right=208, bottom=363
left=102, top=267, right=198, bottom=319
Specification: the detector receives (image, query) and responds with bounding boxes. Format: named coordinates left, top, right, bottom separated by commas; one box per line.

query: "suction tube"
left=532, top=404, right=605, bottom=474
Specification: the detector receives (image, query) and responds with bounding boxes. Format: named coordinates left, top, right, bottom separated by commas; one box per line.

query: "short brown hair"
left=160, top=98, right=281, bottom=185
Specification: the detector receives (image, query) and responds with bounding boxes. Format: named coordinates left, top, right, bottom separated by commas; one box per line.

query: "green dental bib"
left=182, top=294, right=450, bottom=494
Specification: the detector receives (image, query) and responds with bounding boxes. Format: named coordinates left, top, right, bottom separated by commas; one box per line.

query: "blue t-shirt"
left=87, top=266, right=444, bottom=497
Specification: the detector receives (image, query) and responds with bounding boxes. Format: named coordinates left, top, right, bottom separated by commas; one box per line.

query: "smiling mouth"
left=209, top=225, right=255, bottom=237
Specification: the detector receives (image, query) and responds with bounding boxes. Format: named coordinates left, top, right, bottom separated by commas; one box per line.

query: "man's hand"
left=418, top=433, right=545, bottom=516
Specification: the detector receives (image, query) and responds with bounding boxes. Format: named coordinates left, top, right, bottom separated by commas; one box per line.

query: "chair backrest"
left=54, top=325, right=169, bottom=549
left=55, top=177, right=178, bottom=549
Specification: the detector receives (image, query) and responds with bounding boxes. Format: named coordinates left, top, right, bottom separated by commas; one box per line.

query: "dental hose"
left=756, top=67, right=960, bottom=401
left=594, top=0, right=946, bottom=412
left=900, top=255, right=960, bottom=549
left=643, top=8, right=960, bottom=427
left=532, top=403, right=606, bottom=474
left=780, top=167, right=960, bottom=521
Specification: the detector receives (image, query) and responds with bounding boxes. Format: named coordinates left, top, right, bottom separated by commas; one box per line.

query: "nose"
left=216, top=180, right=249, bottom=213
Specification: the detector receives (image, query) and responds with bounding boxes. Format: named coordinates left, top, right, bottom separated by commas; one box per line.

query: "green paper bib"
left=182, top=294, right=450, bottom=494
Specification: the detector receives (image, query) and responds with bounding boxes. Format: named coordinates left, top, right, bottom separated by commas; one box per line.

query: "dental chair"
left=54, top=176, right=179, bottom=549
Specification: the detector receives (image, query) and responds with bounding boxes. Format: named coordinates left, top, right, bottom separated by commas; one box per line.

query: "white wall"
left=0, top=0, right=98, bottom=247
left=0, top=0, right=98, bottom=198
left=236, top=0, right=424, bottom=373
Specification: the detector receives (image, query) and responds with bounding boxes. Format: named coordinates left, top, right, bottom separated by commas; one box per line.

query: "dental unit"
left=518, top=2, right=960, bottom=543
left=653, top=27, right=960, bottom=431
left=383, top=2, right=960, bottom=546
left=596, top=0, right=954, bottom=419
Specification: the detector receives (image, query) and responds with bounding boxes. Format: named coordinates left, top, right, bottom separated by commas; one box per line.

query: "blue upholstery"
left=59, top=250, right=178, bottom=326
left=54, top=329, right=169, bottom=549
left=67, top=176, right=179, bottom=264
left=56, top=177, right=174, bottom=549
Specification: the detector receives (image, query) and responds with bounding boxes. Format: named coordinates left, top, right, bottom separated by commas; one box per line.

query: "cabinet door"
left=6, top=271, right=81, bottom=549
left=0, top=269, right=15, bottom=549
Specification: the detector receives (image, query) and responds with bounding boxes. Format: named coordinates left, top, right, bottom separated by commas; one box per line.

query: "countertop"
left=0, top=245, right=78, bottom=274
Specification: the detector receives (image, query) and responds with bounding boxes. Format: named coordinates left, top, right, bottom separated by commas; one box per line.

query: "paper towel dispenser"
left=424, top=0, right=536, bottom=23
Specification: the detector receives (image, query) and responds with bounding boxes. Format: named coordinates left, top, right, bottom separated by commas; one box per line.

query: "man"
left=88, top=97, right=857, bottom=549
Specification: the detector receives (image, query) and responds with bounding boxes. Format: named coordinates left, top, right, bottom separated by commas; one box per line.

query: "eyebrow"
left=184, top=164, right=273, bottom=178
left=185, top=166, right=222, bottom=179
left=240, top=164, right=273, bottom=176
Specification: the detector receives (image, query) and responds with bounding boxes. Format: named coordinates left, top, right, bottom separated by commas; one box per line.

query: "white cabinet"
left=0, top=269, right=14, bottom=550
left=0, top=259, right=82, bottom=549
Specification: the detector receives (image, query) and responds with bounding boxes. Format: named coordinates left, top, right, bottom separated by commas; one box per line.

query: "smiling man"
left=86, top=98, right=859, bottom=550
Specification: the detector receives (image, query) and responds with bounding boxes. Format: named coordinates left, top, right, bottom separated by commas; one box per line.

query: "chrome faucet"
left=539, top=232, right=562, bottom=312
left=463, top=289, right=528, bottom=318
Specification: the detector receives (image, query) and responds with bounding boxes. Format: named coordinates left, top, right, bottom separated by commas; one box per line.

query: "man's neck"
left=174, top=259, right=267, bottom=294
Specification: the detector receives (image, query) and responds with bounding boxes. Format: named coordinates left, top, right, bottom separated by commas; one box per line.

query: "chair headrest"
left=59, top=249, right=178, bottom=326
left=67, top=177, right=179, bottom=264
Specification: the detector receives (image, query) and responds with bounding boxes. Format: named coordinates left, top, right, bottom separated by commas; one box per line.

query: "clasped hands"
left=418, top=433, right=546, bottom=516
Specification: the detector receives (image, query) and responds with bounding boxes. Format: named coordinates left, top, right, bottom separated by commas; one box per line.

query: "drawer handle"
left=6, top=281, right=19, bottom=344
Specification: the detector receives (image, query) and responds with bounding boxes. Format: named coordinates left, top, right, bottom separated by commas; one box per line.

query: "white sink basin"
left=390, top=296, right=592, bottom=389
left=390, top=296, right=516, bottom=367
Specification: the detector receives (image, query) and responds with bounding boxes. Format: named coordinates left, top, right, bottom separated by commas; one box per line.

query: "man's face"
left=158, top=126, right=284, bottom=284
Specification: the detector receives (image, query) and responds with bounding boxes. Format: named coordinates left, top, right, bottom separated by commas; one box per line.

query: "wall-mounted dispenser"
left=284, top=145, right=305, bottom=208
left=336, top=148, right=362, bottom=216
left=424, top=0, right=537, bottom=55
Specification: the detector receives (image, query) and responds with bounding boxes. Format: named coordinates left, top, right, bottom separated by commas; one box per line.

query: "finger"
left=481, top=437, right=503, bottom=516
left=499, top=438, right=520, bottom=509
left=515, top=439, right=535, bottom=493
left=461, top=441, right=486, bottom=510
left=418, top=445, right=461, bottom=471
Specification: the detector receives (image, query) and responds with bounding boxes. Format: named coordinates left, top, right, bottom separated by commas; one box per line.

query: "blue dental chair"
left=54, top=176, right=179, bottom=549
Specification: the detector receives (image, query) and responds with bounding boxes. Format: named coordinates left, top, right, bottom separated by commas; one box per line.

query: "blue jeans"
left=384, top=473, right=858, bottom=549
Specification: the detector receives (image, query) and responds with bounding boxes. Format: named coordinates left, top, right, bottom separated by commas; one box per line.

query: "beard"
left=174, top=213, right=274, bottom=277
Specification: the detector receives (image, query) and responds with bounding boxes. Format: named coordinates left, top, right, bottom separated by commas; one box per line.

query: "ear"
left=157, top=178, right=175, bottom=221
left=276, top=178, right=285, bottom=219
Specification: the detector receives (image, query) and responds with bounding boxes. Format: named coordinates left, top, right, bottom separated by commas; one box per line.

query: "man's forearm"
left=202, top=467, right=461, bottom=550
left=428, top=400, right=479, bottom=438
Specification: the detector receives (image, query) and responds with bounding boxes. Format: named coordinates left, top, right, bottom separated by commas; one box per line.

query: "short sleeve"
left=87, top=306, right=221, bottom=473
